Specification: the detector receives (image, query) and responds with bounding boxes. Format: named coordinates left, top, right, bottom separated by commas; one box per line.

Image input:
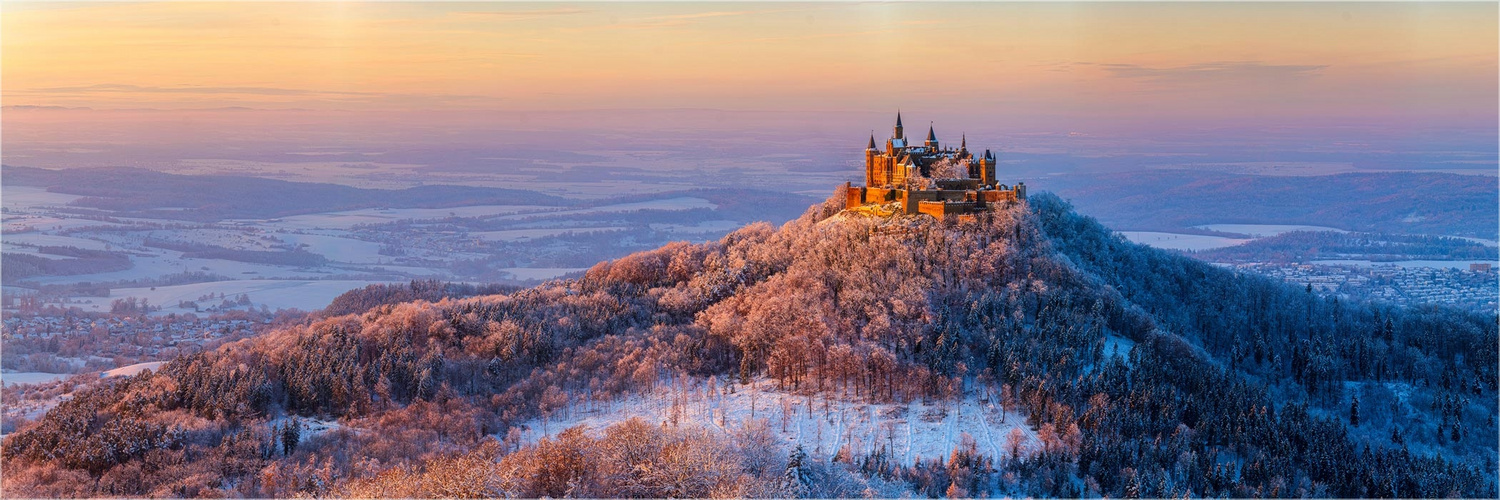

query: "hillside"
left=3, top=192, right=1495, bottom=498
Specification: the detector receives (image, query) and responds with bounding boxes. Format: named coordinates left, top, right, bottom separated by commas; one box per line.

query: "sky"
left=3, top=1, right=1496, bottom=188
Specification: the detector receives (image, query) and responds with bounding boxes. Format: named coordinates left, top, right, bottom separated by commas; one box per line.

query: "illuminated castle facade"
left=846, top=112, right=1026, bottom=217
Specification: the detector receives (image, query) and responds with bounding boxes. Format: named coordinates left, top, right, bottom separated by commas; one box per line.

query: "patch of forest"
left=142, top=238, right=329, bottom=267
left=2, top=192, right=1494, bottom=497
left=1, top=246, right=133, bottom=283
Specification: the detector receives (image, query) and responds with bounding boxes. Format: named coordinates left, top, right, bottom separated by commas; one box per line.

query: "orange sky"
left=4, top=1, right=1495, bottom=127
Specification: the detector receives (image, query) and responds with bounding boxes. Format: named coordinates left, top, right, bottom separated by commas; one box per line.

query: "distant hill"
left=1048, top=170, right=1498, bottom=239
left=3, top=192, right=1494, bottom=497
left=1, top=165, right=574, bottom=221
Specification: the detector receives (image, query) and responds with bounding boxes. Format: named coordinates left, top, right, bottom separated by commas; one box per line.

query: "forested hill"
left=4, top=192, right=1495, bottom=497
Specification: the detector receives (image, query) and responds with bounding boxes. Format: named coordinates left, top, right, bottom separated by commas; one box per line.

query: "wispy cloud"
left=450, top=7, right=591, bottom=21
left=25, top=84, right=380, bottom=97
left=15, top=84, right=502, bottom=109
left=561, top=7, right=818, bottom=33
left=1097, top=61, right=1329, bottom=83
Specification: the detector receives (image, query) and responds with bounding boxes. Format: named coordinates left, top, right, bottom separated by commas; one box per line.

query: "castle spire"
left=867, top=133, right=877, bottom=150
left=960, top=133, right=967, bottom=151
left=925, top=122, right=938, bottom=149
left=894, top=111, right=904, bottom=139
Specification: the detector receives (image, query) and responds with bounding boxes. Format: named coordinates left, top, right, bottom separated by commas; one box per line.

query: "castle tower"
left=865, top=133, right=878, bottom=185
left=894, top=111, right=904, bottom=140
left=980, top=149, right=997, bottom=186
left=924, top=123, right=939, bottom=149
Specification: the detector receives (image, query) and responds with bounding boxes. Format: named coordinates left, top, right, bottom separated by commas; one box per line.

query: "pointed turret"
left=960, top=134, right=967, bottom=151
left=894, top=111, right=904, bottom=139
left=867, top=133, right=878, bottom=151
left=924, top=122, right=939, bottom=149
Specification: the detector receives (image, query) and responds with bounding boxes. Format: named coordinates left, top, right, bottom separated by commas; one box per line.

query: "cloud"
left=450, top=7, right=591, bottom=21
left=562, top=7, right=819, bottom=33
left=1098, top=61, right=1329, bottom=83
left=27, top=84, right=380, bottom=97
left=15, top=84, right=502, bottom=109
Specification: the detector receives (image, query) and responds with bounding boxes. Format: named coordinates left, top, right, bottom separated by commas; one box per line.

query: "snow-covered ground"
left=650, top=220, right=743, bottom=235
left=489, top=197, right=718, bottom=223
left=276, top=233, right=387, bottom=264
left=1118, top=231, right=1251, bottom=251
left=1454, top=237, right=1499, bottom=248
left=1, top=186, right=84, bottom=209
left=1310, top=259, right=1500, bottom=270
left=62, top=279, right=396, bottom=315
left=24, top=251, right=347, bottom=286
left=0, top=371, right=72, bottom=387
left=0, top=232, right=115, bottom=250
left=501, top=268, right=586, bottom=281
left=266, top=205, right=552, bottom=230
left=1193, top=224, right=1347, bottom=237
left=471, top=227, right=627, bottom=242
left=518, top=379, right=1041, bottom=464
left=102, top=361, right=167, bottom=378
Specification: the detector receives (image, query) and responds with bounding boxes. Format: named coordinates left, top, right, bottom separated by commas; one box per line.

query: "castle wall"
left=917, top=201, right=977, bottom=218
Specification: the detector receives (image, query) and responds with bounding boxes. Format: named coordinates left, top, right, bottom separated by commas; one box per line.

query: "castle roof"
left=867, top=134, right=877, bottom=150
left=926, top=124, right=937, bottom=142
left=895, top=111, right=903, bottom=129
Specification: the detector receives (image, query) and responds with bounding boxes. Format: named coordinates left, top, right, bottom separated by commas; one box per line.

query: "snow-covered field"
left=501, top=268, right=586, bottom=281
left=0, top=186, right=83, bottom=209
left=0, top=232, right=114, bottom=250
left=490, top=197, right=718, bottom=223
left=520, top=379, right=1041, bottom=464
left=650, top=220, right=742, bottom=235
left=1193, top=223, right=1347, bottom=237
left=24, top=251, right=344, bottom=286
left=1311, top=259, right=1500, bottom=270
left=1118, top=231, right=1251, bottom=251
left=1455, top=237, right=1500, bottom=248
left=63, top=279, right=395, bottom=314
left=102, top=361, right=166, bottom=378
left=277, top=233, right=387, bottom=264
left=0, top=371, right=72, bottom=387
left=471, top=227, right=627, bottom=242
left=269, top=205, right=552, bottom=230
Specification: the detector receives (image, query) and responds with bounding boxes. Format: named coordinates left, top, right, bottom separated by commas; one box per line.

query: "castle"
left=845, top=112, right=1025, bottom=218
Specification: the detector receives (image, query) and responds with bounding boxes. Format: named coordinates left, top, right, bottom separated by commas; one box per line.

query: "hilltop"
left=3, top=192, right=1495, bottom=497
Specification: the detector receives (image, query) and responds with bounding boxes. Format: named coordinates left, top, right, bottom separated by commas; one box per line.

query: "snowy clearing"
left=276, top=233, right=387, bottom=264
left=649, top=220, right=743, bottom=235
left=1311, top=259, right=1500, bottom=270
left=102, top=361, right=166, bottom=378
left=501, top=268, right=586, bottom=281
left=0, top=186, right=84, bottom=209
left=1118, top=231, right=1250, bottom=251
left=264, top=205, right=553, bottom=230
left=1, top=371, right=72, bottom=387
left=1193, top=224, right=1347, bottom=237
left=61, top=279, right=396, bottom=314
left=471, top=227, right=627, bottom=242
left=0, top=232, right=114, bottom=250
left=517, top=379, right=1041, bottom=464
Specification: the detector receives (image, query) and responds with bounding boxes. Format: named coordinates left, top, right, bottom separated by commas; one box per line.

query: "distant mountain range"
left=1047, top=170, right=1498, bottom=239
left=2, top=165, right=575, bottom=221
